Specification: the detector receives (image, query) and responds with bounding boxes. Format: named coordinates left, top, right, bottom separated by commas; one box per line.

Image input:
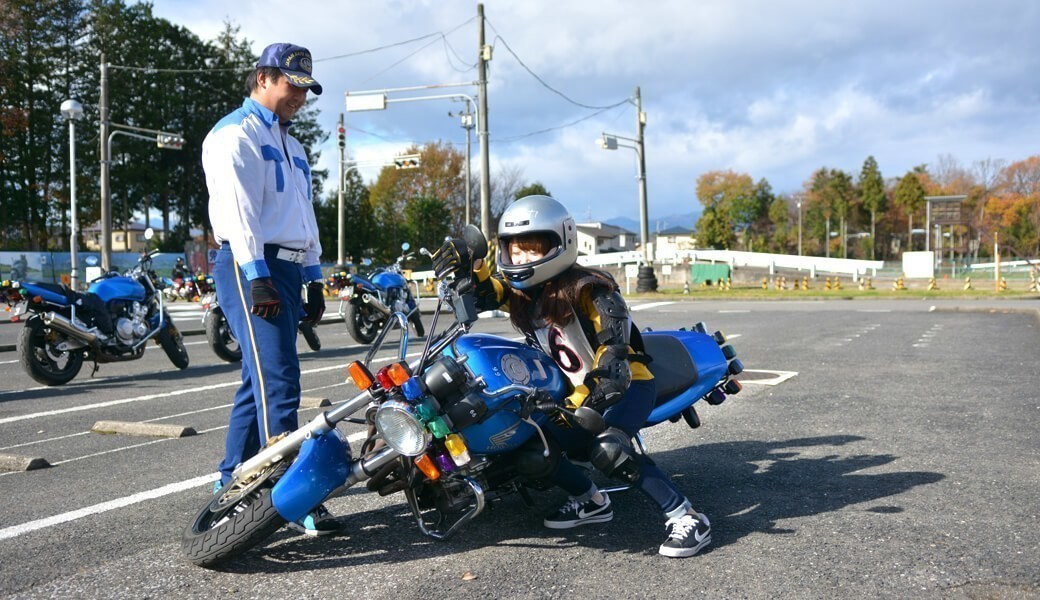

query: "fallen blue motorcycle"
left=1, top=248, right=188, bottom=385
left=181, top=226, right=741, bottom=567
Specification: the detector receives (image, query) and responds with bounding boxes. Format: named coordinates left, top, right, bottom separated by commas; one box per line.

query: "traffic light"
left=337, top=125, right=346, bottom=149
left=157, top=134, right=185, bottom=150
left=393, top=153, right=421, bottom=169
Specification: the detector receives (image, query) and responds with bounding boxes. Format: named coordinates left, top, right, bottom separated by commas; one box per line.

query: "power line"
left=494, top=104, right=628, bottom=143
left=485, top=18, right=632, bottom=111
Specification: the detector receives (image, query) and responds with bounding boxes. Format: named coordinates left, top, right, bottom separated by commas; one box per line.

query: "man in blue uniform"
left=202, top=42, right=334, bottom=536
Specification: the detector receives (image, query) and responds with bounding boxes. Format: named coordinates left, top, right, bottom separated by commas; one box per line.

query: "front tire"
left=205, top=308, right=242, bottom=362
left=18, top=317, right=84, bottom=386
left=345, top=303, right=379, bottom=344
left=299, top=321, right=321, bottom=351
left=182, top=484, right=286, bottom=568
left=156, top=320, right=190, bottom=369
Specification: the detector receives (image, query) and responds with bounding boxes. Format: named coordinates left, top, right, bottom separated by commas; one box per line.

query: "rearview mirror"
left=462, top=224, right=488, bottom=262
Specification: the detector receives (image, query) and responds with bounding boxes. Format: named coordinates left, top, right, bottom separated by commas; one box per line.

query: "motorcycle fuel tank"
left=88, top=276, right=147, bottom=303
left=446, top=334, right=567, bottom=454
left=371, top=271, right=407, bottom=290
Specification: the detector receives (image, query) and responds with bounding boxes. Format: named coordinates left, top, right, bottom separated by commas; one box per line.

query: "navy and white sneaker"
left=544, top=493, right=613, bottom=529
left=659, top=512, right=711, bottom=557
left=287, top=504, right=341, bottom=537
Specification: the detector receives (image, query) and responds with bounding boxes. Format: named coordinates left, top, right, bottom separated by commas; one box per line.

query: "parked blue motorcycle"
left=339, top=243, right=425, bottom=344
left=0, top=248, right=189, bottom=385
left=181, top=226, right=742, bottom=567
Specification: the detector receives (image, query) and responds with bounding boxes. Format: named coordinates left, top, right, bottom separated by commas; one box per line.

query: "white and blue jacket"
left=203, top=98, right=323, bottom=282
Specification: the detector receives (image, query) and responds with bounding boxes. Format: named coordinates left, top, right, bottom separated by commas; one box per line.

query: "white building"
left=653, top=226, right=697, bottom=260
left=576, top=222, right=637, bottom=256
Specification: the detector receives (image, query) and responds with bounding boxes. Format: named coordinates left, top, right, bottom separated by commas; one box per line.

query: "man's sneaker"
left=659, top=512, right=711, bottom=557
left=543, top=493, right=613, bottom=529
left=286, top=504, right=341, bottom=537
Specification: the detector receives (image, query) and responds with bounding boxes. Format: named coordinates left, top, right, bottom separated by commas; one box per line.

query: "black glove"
left=583, top=380, right=626, bottom=414
left=302, top=281, right=325, bottom=325
left=250, top=277, right=281, bottom=319
left=431, top=237, right=470, bottom=282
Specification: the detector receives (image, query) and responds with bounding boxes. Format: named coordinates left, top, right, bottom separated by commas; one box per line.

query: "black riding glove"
left=431, top=237, right=470, bottom=282
left=250, top=277, right=281, bottom=319
left=302, top=281, right=325, bottom=325
left=584, top=379, right=626, bottom=414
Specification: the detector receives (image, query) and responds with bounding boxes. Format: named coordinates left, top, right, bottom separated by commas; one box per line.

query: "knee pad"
left=512, top=436, right=560, bottom=480
left=589, top=427, right=641, bottom=483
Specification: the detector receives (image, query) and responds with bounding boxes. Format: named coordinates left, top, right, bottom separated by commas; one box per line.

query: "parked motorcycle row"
left=0, top=240, right=432, bottom=384
left=180, top=226, right=744, bottom=568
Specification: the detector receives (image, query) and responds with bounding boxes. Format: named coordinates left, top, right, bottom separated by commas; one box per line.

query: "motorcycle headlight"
left=374, top=400, right=430, bottom=456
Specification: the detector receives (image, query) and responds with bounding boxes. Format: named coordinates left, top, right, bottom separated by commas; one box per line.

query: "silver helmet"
left=497, top=195, right=577, bottom=289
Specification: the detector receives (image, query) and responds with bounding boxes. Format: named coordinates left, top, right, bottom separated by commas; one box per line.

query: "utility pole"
left=336, top=113, right=346, bottom=268
left=477, top=3, right=492, bottom=240
left=635, top=86, right=650, bottom=263
left=99, top=55, right=111, bottom=272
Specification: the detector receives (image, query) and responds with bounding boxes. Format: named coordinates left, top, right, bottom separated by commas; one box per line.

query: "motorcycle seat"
left=29, top=281, right=76, bottom=302
left=643, top=335, right=699, bottom=405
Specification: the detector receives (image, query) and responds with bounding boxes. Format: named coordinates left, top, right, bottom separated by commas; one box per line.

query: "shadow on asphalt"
left=208, top=434, right=943, bottom=572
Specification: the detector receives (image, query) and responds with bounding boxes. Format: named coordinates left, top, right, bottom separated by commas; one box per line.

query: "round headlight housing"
left=374, top=400, right=430, bottom=456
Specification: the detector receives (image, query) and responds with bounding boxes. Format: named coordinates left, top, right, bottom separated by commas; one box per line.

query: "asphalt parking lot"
left=0, top=298, right=1038, bottom=599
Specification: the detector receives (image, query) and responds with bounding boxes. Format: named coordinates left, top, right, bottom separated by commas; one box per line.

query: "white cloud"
left=149, top=0, right=1040, bottom=220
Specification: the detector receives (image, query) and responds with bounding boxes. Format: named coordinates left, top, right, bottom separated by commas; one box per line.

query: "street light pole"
left=634, top=87, right=650, bottom=264
left=477, top=3, right=492, bottom=240
left=61, top=100, right=84, bottom=290
left=99, top=55, right=111, bottom=272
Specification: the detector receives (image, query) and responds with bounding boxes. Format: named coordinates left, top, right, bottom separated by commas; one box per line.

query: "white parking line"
left=739, top=369, right=798, bottom=385
left=0, top=430, right=370, bottom=542
left=632, top=302, right=675, bottom=311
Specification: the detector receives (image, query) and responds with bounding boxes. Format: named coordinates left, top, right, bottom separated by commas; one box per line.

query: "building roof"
left=655, top=226, right=695, bottom=236
left=577, top=222, right=636, bottom=236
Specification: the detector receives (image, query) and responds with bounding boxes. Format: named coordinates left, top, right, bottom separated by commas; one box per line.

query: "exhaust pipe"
left=43, top=312, right=98, bottom=344
left=360, top=293, right=392, bottom=317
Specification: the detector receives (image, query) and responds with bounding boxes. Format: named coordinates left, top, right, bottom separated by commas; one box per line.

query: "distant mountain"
left=604, top=212, right=700, bottom=240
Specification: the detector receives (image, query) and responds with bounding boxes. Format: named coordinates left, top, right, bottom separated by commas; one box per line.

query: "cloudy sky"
left=150, top=0, right=1039, bottom=229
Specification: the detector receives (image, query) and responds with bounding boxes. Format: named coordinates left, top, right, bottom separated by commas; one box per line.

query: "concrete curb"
left=91, top=420, right=196, bottom=438
left=0, top=453, right=51, bottom=472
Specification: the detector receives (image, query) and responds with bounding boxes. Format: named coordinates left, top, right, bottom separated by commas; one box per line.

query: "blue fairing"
left=271, top=429, right=351, bottom=522
left=372, top=271, right=407, bottom=289
left=445, top=334, right=567, bottom=454
left=645, top=330, right=729, bottom=426
left=88, top=276, right=146, bottom=303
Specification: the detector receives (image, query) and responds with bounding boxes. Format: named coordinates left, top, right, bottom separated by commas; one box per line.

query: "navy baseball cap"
left=256, top=43, right=323, bottom=95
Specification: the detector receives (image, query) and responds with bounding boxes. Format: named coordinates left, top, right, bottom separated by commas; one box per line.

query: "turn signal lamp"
left=375, top=366, right=394, bottom=390
left=346, top=361, right=374, bottom=389
left=388, top=362, right=411, bottom=386
left=401, top=377, right=424, bottom=401
left=414, top=454, right=441, bottom=481
left=427, top=416, right=450, bottom=439
left=444, top=433, right=471, bottom=466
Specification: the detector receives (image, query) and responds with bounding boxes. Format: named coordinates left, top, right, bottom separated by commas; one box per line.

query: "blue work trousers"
left=546, top=380, right=687, bottom=514
left=213, top=245, right=304, bottom=485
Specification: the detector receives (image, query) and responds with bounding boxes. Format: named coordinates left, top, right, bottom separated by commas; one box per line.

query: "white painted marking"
left=718, top=309, right=750, bottom=313
left=0, top=430, right=370, bottom=540
left=631, top=302, right=675, bottom=311
left=856, top=309, right=892, bottom=313
left=739, top=369, right=798, bottom=385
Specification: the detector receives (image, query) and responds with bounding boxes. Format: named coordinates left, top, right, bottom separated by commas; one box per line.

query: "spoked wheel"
left=18, top=316, right=84, bottom=386
left=182, top=463, right=288, bottom=568
left=345, top=303, right=379, bottom=344
left=205, top=308, right=241, bottom=362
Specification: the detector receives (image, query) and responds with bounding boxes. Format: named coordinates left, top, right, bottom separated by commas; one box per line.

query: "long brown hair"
left=507, top=264, right=618, bottom=335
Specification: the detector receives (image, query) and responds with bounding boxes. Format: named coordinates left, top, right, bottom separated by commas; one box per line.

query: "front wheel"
left=156, top=320, right=190, bottom=369
left=205, top=308, right=242, bottom=362
left=345, top=303, right=379, bottom=345
left=18, top=317, right=84, bottom=386
left=182, top=483, right=286, bottom=568
left=409, top=312, right=425, bottom=338
left=298, top=321, right=321, bottom=351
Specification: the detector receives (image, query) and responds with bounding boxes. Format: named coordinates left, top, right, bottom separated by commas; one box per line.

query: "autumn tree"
left=694, top=170, right=753, bottom=249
